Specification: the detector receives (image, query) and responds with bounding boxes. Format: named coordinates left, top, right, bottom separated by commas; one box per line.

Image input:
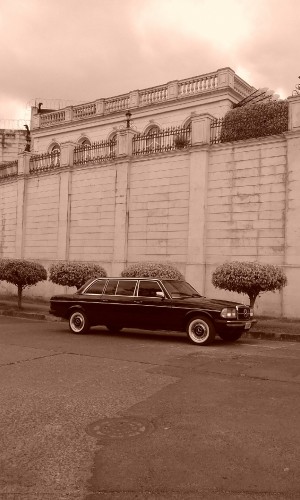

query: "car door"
left=131, top=280, right=173, bottom=330
left=101, top=279, right=138, bottom=328
left=78, top=278, right=108, bottom=325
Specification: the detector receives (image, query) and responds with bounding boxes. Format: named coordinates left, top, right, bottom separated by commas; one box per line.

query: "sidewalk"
left=0, top=296, right=299, bottom=342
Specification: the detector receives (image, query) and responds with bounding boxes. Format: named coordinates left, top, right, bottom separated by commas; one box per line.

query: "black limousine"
left=49, top=277, right=255, bottom=345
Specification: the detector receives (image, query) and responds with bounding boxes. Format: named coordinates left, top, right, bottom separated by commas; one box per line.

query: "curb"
left=0, top=309, right=63, bottom=322
left=244, top=331, right=300, bottom=343
left=1, top=308, right=299, bottom=342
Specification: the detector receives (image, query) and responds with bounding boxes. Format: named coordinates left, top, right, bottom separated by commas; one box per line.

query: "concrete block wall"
left=0, top=180, right=17, bottom=257
left=127, top=153, right=190, bottom=269
left=1, top=112, right=300, bottom=318
left=24, top=174, right=60, bottom=260
left=69, top=164, right=117, bottom=265
left=205, top=136, right=290, bottom=315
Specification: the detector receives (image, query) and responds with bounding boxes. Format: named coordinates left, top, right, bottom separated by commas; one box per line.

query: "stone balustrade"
left=33, top=68, right=254, bottom=129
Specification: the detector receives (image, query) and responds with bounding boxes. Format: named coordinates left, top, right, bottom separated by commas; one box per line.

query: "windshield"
left=163, top=280, right=201, bottom=298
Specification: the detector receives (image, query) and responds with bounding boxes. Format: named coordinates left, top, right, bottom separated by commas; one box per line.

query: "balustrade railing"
left=74, top=139, right=117, bottom=165
left=179, top=73, right=218, bottom=96
left=139, top=86, right=168, bottom=106
left=0, top=160, right=18, bottom=179
left=133, top=125, right=191, bottom=156
left=35, top=69, right=254, bottom=128
left=29, top=151, right=60, bottom=173
left=40, top=110, right=65, bottom=127
left=104, top=95, right=130, bottom=114
left=73, top=103, right=96, bottom=119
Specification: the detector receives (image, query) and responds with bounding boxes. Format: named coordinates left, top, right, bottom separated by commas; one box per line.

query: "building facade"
left=1, top=67, right=300, bottom=318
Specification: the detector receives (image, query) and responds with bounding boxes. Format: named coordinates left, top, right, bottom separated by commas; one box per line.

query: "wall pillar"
left=60, top=141, right=76, bottom=167
left=111, top=160, right=130, bottom=275
left=129, top=91, right=140, bottom=108
left=57, top=170, right=71, bottom=261
left=117, top=128, right=136, bottom=157
left=15, top=152, right=31, bottom=258
left=185, top=147, right=209, bottom=293
left=191, top=113, right=214, bottom=145
left=167, top=80, right=179, bottom=100
left=217, top=67, right=235, bottom=89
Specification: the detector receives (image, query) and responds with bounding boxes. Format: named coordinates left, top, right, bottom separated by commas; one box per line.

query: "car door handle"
left=101, top=299, right=109, bottom=302
left=133, top=300, right=142, bottom=303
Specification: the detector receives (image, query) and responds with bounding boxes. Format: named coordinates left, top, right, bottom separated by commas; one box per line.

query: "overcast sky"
left=1, top=0, right=299, bottom=125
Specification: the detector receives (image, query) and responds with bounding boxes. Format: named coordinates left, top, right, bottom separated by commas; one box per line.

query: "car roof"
left=91, top=277, right=181, bottom=281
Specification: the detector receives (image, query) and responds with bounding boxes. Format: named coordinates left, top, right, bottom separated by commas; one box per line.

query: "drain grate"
left=86, top=417, right=154, bottom=441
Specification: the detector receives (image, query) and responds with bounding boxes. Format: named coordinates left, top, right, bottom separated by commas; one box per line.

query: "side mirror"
left=156, top=291, right=165, bottom=299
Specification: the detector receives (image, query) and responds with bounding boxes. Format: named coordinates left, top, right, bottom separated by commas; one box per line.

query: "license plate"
left=244, top=322, right=251, bottom=330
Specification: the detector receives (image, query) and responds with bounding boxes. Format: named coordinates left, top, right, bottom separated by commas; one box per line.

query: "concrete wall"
left=1, top=100, right=300, bottom=318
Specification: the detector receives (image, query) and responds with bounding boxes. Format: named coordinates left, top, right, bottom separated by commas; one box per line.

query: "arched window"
left=108, top=133, right=117, bottom=157
left=78, top=138, right=91, bottom=164
left=146, top=126, right=160, bottom=152
left=49, top=143, right=60, bottom=166
left=79, top=138, right=91, bottom=147
left=49, top=143, right=60, bottom=154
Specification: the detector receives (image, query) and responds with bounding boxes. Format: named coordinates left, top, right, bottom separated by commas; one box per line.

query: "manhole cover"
left=86, top=417, right=154, bottom=441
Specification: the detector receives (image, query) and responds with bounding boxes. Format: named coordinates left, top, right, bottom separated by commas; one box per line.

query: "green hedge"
left=0, top=258, right=47, bottom=308
left=220, top=100, right=288, bottom=143
left=121, top=262, right=184, bottom=280
left=212, top=261, right=287, bottom=308
left=49, top=261, right=107, bottom=290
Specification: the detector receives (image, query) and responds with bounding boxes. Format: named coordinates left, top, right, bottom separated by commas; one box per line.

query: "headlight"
left=220, top=307, right=237, bottom=319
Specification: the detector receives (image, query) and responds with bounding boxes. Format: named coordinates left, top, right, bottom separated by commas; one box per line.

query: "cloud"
left=0, top=0, right=299, bottom=121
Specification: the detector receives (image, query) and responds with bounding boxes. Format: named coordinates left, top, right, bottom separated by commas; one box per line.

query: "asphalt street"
left=0, top=316, right=299, bottom=500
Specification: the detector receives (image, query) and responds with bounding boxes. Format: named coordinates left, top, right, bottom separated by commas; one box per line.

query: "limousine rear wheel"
left=69, top=310, right=90, bottom=334
left=186, top=316, right=215, bottom=345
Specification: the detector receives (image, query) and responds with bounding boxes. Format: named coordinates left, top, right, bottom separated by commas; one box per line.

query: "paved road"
left=0, top=316, right=299, bottom=500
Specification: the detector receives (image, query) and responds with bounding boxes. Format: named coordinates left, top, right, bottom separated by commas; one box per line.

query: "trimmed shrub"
left=0, top=258, right=47, bottom=309
left=49, top=261, right=107, bottom=290
left=212, top=261, right=287, bottom=308
left=220, top=100, right=288, bottom=143
left=121, top=262, right=184, bottom=280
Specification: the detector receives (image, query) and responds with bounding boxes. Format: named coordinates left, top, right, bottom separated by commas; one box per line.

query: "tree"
left=121, top=262, right=184, bottom=280
left=212, top=261, right=287, bottom=308
left=49, top=261, right=107, bottom=290
left=0, top=259, right=47, bottom=309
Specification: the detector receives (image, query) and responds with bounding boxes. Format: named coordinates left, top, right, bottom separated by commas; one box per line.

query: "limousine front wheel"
left=69, top=310, right=90, bottom=334
left=186, top=316, right=215, bottom=345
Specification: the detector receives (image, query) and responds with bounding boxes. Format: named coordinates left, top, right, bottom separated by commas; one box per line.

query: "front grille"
left=237, top=306, right=251, bottom=320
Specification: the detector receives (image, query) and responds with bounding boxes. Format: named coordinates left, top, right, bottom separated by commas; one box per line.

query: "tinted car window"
left=116, top=280, right=137, bottom=296
left=138, top=280, right=163, bottom=297
left=85, top=280, right=107, bottom=294
left=163, top=280, right=201, bottom=298
left=104, top=279, right=119, bottom=295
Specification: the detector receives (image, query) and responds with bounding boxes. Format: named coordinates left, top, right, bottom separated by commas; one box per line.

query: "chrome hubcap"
left=189, top=319, right=209, bottom=343
left=71, top=313, right=84, bottom=332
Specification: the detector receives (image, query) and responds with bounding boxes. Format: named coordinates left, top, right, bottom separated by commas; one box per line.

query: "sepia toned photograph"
left=0, top=0, right=300, bottom=498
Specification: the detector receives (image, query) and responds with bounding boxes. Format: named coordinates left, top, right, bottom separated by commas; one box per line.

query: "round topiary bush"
left=121, top=262, right=184, bottom=280
left=49, top=261, right=107, bottom=290
left=212, top=260, right=287, bottom=308
left=0, top=258, right=47, bottom=308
